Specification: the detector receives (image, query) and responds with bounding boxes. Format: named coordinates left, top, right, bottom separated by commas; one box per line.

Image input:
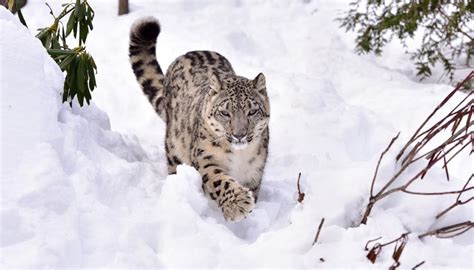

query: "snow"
left=1, top=0, right=473, bottom=269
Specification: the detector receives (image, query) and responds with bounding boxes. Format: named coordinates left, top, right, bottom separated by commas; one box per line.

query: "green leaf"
left=79, top=23, right=84, bottom=45
left=51, top=33, right=61, bottom=49
left=85, top=54, right=97, bottom=90
left=90, top=56, right=97, bottom=70
left=85, top=8, right=93, bottom=30
left=76, top=54, right=86, bottom=94
left=415, top=62, right=432, bottom=78
left=86, top=2, right=95, bottom=16
left=75, top=0, right=81, bottom=15
left=84, top=90, right=91, bottom=105
left=36, top=28, right=50, bottom=46
left=73, top=17, right=78, bottom=38
left=77, top=91, right=84, bottom=106
left=88, top=69, right=96, bottom=90
left=67, top=56, right=78, bottom=91
left=62, top=81, right=69, bottom=103
left=78, top=4, right=85, bottom=21
left=16, top=6, right=28, bottom=28
left=59, top=54, right=76, bottom=71
left=82, top=54, right=90, bottom=92
left=48, top=48, right=77, bottom=56
left=75, top=0, right=85, bottom=20
left=79, top=22, right=88, bottom=44
left=66, top=12, right=76, bottom=36
left=61, top=26, right=67, bottom=47
left=36, top=28, right=48, bottom=39
left=44, top=33, right=52, bottom=49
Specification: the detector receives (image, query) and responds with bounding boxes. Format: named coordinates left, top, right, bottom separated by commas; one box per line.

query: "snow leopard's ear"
left=209, top=73, right=221, bottom=96
left=253, top=73, right=266, bottom=96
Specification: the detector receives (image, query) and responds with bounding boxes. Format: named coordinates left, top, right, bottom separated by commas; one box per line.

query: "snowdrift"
left=1, top=1, right=472, bottom=268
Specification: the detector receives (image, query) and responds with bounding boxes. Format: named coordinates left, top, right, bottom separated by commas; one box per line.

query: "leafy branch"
left=35, top=0, right=97, bottom=106
left=7, top=0, right=98, bottom=106
left=339, top=0, right=474, bottom=81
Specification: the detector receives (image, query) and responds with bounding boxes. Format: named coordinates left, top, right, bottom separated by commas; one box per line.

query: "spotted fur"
left=129, top=17, right=270, bottom=221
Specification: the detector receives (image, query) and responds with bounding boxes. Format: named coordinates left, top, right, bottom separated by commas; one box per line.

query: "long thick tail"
left=129, top=17, right=166, bottom=121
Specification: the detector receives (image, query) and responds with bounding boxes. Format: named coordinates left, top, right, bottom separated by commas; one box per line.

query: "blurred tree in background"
left=118, top=0, right=129, bottom=15
left=339, top=0, right=474, bottom=81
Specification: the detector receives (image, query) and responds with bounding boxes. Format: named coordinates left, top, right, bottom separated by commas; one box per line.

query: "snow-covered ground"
left=1, top=0, right=472, bottom=268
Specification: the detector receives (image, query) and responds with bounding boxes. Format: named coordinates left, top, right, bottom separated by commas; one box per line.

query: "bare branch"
left=370, top=132, right=400, bottom=197
left=396, top=72, right=473, bottom=162
left=436, top=197, right=474, bottom=219
left=364, top=236, right=382, bottom=251
left=296, top=173, right=305, bottom=203
left=366, top=233, right=409, bottom=265
left=436, top=174, right=474, bottom=219
left=401, top=186, right=473, bottom=196
left=360, top=71, right=473, bottom=228
left=412, top=261, right=426, bottom=270
left=312, top=218, right=325, bottom=246
left=419, top=221, right=473, bottom=239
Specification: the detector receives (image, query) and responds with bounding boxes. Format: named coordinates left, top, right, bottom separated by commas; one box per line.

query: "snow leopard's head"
left=205, top=73, right=270, bottom=150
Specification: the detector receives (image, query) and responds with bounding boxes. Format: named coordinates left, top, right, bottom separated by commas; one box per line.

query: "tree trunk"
left=118, top=0, right=129, bottom=16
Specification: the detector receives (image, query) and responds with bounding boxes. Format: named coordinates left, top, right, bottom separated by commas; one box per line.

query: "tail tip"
left=131, top=16, right=160, bottom=43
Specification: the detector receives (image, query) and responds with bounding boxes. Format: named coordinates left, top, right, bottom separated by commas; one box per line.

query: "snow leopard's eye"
left=219, top=110, right=231, bottom=117
left=248, top=109, right=258, bottom=116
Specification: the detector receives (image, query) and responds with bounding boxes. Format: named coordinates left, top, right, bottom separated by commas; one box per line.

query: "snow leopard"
left=129, top=17, right=270, bottom=221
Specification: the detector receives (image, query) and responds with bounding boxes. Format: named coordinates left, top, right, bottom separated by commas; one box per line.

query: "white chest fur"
left=227, top=141, right=263, bottom=187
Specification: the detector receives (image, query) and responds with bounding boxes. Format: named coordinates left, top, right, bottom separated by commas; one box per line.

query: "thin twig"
left=437, top=7, right=474, bottom=42
left=391, top=233, right=408, bottom=268
left=436, top=197, right=473, bottom=219
left=412, top=261, right=425, bottom=270
left=312, top=218, right=325, bottom=245
left=370, top=132, right=400, bottom=197
left=443, top=141, right=470, bottom=166
left=442, top=150, right=450, bottom=181
left=361, top=72, right=473, bottom=225
left=364, top=236, right=382, bottom=250
left=436, top=174, right=474, bottom=219
left=412, top=124, right=472, bottom=163
left=361, top=133, right=402, bottom=224
left=366, top=233, right=409, bottom=250
left=401, top=186, right=473, bottom=196
left=296, top=173, right=305, bottom=203
left=366, top=233, right=409, bottom=264
left=419, top=221, right=473, bottom=239
left=396, top=72, right=473, bottom=163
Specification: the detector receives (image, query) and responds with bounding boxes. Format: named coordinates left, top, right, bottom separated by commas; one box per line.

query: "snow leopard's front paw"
left=220, top=184, right=255, bottom=222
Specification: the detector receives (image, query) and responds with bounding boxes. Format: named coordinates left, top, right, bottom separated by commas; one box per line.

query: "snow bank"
left=0, top=6, right=163, bottom=268
left=1, top=1, right=473, bottom=269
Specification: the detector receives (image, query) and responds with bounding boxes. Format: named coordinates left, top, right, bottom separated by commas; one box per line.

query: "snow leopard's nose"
left=231, top=111, right=247, bottom=141
left=232, top=132, right=247, bottom=141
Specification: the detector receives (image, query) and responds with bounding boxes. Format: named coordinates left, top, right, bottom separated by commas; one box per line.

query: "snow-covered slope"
left=1, top=1, right=472, bottom=268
